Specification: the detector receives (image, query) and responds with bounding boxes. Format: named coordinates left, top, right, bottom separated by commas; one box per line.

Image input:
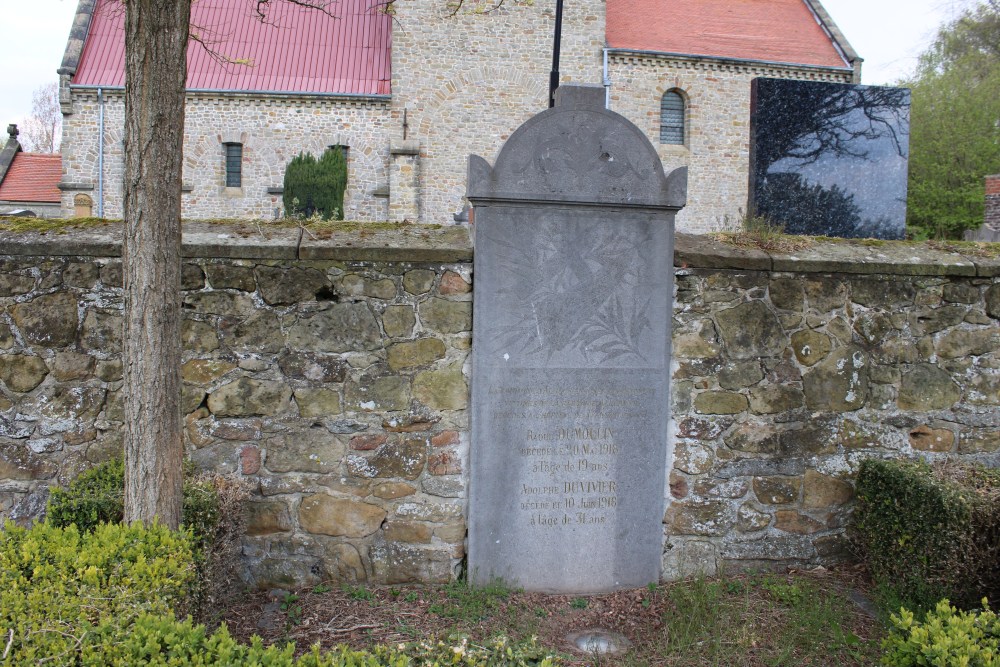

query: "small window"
left=224, top=143, right=243, bottom=187
left=660, top=91, right=685, bottom=145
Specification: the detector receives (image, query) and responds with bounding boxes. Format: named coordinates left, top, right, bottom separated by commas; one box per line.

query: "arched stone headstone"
left=467, top=84, right=687, bottom=593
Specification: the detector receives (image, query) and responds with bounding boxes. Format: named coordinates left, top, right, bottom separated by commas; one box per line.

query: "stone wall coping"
left=0, top=221, right=474, bottom=263
left=0, top=222, right=997, bottom=275
left=674, top=233, right=1000, bottom=278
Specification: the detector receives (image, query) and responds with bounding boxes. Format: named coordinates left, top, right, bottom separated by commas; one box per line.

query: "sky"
left=0, top=0, right=982, bottom=138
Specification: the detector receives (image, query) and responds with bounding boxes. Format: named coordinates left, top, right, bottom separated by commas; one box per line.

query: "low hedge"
left=851, top=459, right=1000, bottom=612
left=0, top=520, right=196, bottom=664
left=882, top=599, right=1000, bottom=666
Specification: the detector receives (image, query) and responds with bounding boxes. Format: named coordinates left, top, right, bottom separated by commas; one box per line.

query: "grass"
left=228, top=570, right=885, bottom=666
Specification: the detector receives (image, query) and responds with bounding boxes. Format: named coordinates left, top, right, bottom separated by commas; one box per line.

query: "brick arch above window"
left=659, top=89, right=686, bottom=145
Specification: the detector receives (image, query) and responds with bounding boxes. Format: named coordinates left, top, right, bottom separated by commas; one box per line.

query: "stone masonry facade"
left=58, top=0, right=854, bottom=232
left=987, top=175, right=1000, bottom=231
left=607, top=55, right=854, bottom=232
left=4, top=225, right=996, bottom=585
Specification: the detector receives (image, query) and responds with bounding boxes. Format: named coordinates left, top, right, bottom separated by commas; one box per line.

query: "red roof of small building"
left=607, top=0, right=850, bottom=69
left=73, top=0, right=391, bottom=95
left=0, top=153, right=62, bottom=203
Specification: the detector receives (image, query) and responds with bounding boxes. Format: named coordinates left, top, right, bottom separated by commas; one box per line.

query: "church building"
left=56, top=0, right=859, bottom=232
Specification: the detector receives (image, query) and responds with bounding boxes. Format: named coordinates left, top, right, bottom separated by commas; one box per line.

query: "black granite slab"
left=749, top=78, right=910, bottom=239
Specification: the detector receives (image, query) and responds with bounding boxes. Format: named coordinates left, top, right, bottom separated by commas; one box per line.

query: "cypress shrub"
left=283, top=147, right=346, bottom=220
left=850, top=459, right=1000, bottom=612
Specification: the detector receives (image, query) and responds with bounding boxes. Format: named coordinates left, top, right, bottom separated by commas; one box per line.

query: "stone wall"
left=1, top=224, right=998, bottom=586
left=606, top=54, right=855, bottom=233
left=986, top=174, right=1000, bottom=233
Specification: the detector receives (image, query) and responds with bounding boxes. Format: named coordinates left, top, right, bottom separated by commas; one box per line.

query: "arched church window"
left=660, top=90, right=686, bottom=145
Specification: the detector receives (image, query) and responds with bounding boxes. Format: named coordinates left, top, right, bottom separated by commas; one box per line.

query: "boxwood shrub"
left=851, top=458, right=1000, bottom=612
left=882, top=599, right=1000, bottom=666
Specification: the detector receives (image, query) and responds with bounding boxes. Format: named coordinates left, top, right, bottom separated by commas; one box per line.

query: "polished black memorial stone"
left=749, top=78, right=910, bottom=239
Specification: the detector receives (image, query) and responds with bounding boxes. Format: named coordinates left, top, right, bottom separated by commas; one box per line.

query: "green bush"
left=851, top=459, right=1000, bottom=612
left=283, top=147, right=347, bottom=220
left=0, top=520, right=196, bottom=664
left=882, top=599, right=1000, bottom=666
left=47, top=458, right=218, bottom=544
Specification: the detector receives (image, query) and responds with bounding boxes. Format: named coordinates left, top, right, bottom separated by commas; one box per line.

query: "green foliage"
left=905, top=1, right=1000, bottom=239
left=428, top=579, right=512, bottom=622
left=400, top=635, right=560, bottom=667
left=46, top=457, right=220, bottom=551
left=283, top=147, right=347, bottom=220
left=882, top=599, right=1000, bottom=666
left=0, top=520, right=196, bottom=664
left=850, top=459, right=1000, bottom=612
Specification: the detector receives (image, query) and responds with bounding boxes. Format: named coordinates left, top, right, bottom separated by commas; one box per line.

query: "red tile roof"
left=607, top=0, right=850, bottom=69
left=73, top=0, right=391, bottom=95
left=0, top=153, right=62, bottom=203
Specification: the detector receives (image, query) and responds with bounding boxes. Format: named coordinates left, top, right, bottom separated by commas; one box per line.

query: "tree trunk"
left=122, top=0, right=191, bottom=528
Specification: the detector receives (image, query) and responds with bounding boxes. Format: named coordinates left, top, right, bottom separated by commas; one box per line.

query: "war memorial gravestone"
left=467, top=85, right=687, bottom=593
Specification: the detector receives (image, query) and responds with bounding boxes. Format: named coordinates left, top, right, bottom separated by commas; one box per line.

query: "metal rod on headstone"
left=548, top=0, right=564, bottom=108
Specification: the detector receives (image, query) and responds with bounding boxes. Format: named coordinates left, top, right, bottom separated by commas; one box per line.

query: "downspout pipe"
left=97, top=87, right=104, bottom=218
left=603, top=47, right=610, bottom=108
left=548, top=0, right=564, bottom=108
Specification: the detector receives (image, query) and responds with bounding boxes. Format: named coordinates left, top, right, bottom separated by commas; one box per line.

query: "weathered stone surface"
left=364, top=278, right=397, bottom=300
left=419, top=298, right=471, bottom=334
left=239, top=445, right=261, bottom=474
left=0, top=354, right=49, bottom=392
left=674, top=442, right=713, bottom=474
left=774, top=510, right=824, bottom=534
left=715, top=301, right=786, bottom=360
left=317, top=542, right=367, bottom=583
left=805, top=279, right=849, bottom=313
left=231, top=312, right=285, bottom=353
left=693, top=478, right=748, bottom=499
left=736, top=502, right=771, bottom=532
left=370, top=540, right=452, bottom=584
left=662, top=539, right=719, bottom=579
left=790, top=330, right=831, bottom=366
left=937, top=329, right=999, bottom=359
left=724, top=421, right=781, bottom=454
left=898, top=364, right=960, bottom=410
left=347, top=437, right=426, bottom=480
left=182, top=319, right=220, bottom=353
left=694, top=391, right=747, bottom=415
left=294, top=388, right=343, bottom=418
left=943, top=283, right=979, bottom=304
left=181, top=359, right=235, bottom=385
left=182, top=263, right=206, bottom=290
left=62, top=262, right=99, bottom=289
left=0, top=442, right=57, bottom=480
left=48, top=352, right=95, bottom=382
left=256, top=266, right=329, bottom=305
left=387, top=338, right=446, bottom=370
left=205, top=264, right=256, bottom=291
left=382, top=305, right=416, bottom=338
left=958, top=430, right=1000, bottom=453
left=384, top=521, right=432, bottom=543
left=350, top=433, right=388, bottom=450
left=908, top=425, right=955, bottom=452
left=345, top=376, right=411, bottom=412
left=803, top=346, right=868, bottom=412
left=372, top=481, right=417, bottom=499
left=748, top=385, right=804, bottom=414
left=11, top=292, right=78, bottom=347
left=181, top=385, right=206, bottom=416
left=246, top=500, right=293, bottom=535
left=439, top=271, right=471, bottom=295
left=277, top=351, right=347, bottom=383
left=665, top=499, right=734, bottom=536
left=677, top=417, right=732, bottom=440
left=33, top=385, right=106, bottom=423
left=428, top=447, right=461, bottom=475
left=0, top=323, right=13, bottom=350
left=208, top=378, right=292, bottom=417
left=717, top=360, right=762, bottom=389
left=769, top=278, right=804, bottom=311
left=0, top=272, right=34, bottom=296
left=753, top=476, right=801, bottom=505
left=287, top=303, right=381, bottom=353
left=802, top=470, right=854, bottom=508
left=422, top=476, right=465, bottom=498
left=298, top=495, right=385, bottom=537
left=431, top=430, right=459, bottom=447
left=674, top=320, right=721, bottom=359
left=184, top=291, right=255, bottom=317
left=265, top=429, right=346, bottom=473
left=80, top=309, right=122, bottom=352
left=721, top=535, right=816, bottom=561
left=915, top=305, right=968, bottom=335
left=402, top=269, right=435, bottom=295
left=413, top=369, right=467, bottom=410
left=851, top=279, right=914, bottom=308
left=393, top=501, right=462, bottom=522
left=987, top=284, right=1000, bottom=320
left=100, top=262, right=122, bottom=287
left=716, top=457, right=806, bottom=479
left=779, top=424, right=838, bottom=455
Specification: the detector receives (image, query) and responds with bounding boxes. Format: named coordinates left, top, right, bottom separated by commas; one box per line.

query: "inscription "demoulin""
left=526, top=427, right=614, bottom=441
